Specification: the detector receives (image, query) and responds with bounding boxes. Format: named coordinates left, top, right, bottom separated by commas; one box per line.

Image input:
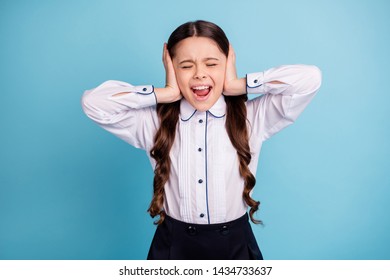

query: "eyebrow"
left=179, top=57, right=219, bottom=64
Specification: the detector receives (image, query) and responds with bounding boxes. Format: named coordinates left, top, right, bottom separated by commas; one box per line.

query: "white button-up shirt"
left=81, top=64, right=322, bottom=224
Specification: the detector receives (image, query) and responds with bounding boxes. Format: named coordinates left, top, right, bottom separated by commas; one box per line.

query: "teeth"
left=192, top=86, right=210, bottom=90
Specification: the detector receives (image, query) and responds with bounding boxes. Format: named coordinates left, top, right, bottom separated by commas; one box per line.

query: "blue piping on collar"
left=180, top=110, right=197, bottom=121
left=208, top=111, right=225, bottom=118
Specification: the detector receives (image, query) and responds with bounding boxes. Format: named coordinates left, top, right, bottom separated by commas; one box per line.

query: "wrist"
left=155, top=87, right=181, bottom=103
left=224, top=77, right=246, bottom=96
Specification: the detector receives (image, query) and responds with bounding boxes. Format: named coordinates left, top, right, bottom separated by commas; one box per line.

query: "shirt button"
left=187, top=226, right=197, bottom=236
left=254, top=79, right=258, bottom=83
left=142, top=87, right=147, bottom=92
left=198, top=148, right=202, bottom=152
left=220, top=225, right=230, bottom=236
left=200, top=213, right=205, bottom=218
left=198, top=179, right=203, bottom=184
left=199, top=119, right=203, bottom=123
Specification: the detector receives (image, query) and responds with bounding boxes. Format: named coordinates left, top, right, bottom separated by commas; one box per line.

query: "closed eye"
left=206, top=64, right=217, bottom=67
left=181, top=65, right=193, bottom=69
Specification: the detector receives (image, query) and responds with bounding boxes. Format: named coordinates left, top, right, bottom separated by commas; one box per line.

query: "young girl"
left=81, top=20, right=321, bottom=260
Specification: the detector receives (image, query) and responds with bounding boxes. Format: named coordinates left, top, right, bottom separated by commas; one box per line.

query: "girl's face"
left=172, top=36, right=227, bottom=112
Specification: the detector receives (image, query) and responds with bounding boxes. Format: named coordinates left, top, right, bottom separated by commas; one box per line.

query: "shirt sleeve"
left=246, top=64, right=322, bottom=142
left=81, top=80, right=159, bottom=150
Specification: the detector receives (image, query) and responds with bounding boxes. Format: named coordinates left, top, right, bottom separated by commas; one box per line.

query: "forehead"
left=173, top=37, right=225, bottom=60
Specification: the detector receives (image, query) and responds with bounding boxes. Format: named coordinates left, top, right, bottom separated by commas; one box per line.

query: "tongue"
left=194, top=89, right=210, bottom=96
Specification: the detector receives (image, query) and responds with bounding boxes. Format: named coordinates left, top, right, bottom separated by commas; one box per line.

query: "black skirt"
left=147, top=213, right=263, bottom=260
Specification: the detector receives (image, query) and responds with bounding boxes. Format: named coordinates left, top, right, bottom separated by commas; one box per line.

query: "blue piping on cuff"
left=136, top=85, right=154, bottom=95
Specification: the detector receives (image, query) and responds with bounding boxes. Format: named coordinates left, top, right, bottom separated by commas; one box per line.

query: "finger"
left=164, top=44, right=175, bottom=71
left=225, top=44, right=238, bottom=85
left=165, top=44, right=173, bottom=64
left=228, top=44, right=236, bottom=64
left=162, top=43, right=166, bottom=63
left=163, top=43, right=168, bottom=66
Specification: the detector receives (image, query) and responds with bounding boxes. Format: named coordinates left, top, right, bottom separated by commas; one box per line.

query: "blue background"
left=1, top=0, right=389, bottom=260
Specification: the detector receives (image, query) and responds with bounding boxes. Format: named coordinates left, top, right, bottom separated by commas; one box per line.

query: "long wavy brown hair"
left=148, top=20, right=261, bottom=225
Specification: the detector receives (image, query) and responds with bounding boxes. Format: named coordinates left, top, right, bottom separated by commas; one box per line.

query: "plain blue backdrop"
left=1, top=0, right=389, bottom=260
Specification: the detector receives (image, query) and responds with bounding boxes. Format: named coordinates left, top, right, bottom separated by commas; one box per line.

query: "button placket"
left=195, top=112, right=208, bottom=223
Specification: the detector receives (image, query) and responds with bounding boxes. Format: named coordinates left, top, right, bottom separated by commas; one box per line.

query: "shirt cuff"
left=246, top=72, right=265, bottom=94
left=108, top=85, right=157, bottom=109
left=133, top=85, right=157, bottom=106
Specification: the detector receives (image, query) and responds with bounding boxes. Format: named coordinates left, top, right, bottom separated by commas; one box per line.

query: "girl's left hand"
left=223, top=44, right=246, bottom=96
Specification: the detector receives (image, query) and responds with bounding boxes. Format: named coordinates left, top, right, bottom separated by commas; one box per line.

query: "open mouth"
left=191, top=85, right=212, bottom=101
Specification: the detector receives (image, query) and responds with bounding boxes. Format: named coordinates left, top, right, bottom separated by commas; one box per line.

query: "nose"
left=194, top=67, right=207, bottom=80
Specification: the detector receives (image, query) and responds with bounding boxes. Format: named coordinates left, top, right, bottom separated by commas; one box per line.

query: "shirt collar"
left=180, top=95, right=226, bottom=121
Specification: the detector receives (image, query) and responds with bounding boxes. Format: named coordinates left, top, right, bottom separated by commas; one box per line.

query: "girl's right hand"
left=155, top=43, right=182, bottom=103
